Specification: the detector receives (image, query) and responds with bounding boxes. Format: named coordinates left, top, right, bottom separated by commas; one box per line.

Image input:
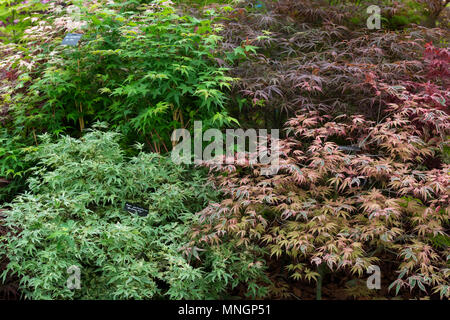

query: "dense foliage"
left=216, top=0, right=448, bottom=129
left=3, top=1, right=235, bottom=150
left=0, top=0, right=51, bottom=43
left=0, top=126, right=267, bottom=299
left=0, top=0, right=236, bottom=201
left=193, top=81, right=449, bottom=298
left=188, top=0, right=450, bottom=299
left=25, top=3, right=235, bottom=150
left=0, top=0, right=449, bottom=300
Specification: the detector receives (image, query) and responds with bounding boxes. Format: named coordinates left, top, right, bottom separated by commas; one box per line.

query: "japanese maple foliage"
left=191, top=75, right=450, bottom=298
left=424, top=42, right=450, bottom=85
left=216, top=0, right=449, bottom=129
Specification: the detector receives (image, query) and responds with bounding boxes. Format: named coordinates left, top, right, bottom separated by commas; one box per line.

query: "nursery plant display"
left=0, top=0, right=448, bottom=301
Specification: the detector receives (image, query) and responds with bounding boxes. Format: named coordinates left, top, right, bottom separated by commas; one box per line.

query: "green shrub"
left=19, top=2, right=235, bottom=152
left=0, top=125, right=267, bottom=299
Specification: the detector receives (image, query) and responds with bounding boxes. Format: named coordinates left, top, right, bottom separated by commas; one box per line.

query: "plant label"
left=124, top=202, right=149, bottom=217
left=61, top=33, right=83, bottom=46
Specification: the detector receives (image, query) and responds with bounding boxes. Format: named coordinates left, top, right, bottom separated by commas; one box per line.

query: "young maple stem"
left=153, top=129, right=168, bottom=153
left=144, top=136, right=156, bottom=153
left=316, top=264, right=326, bottom=300
left=79, top=101, right=84, bottom=131
left=32, top=128, right=37, bottom=146
left=77, top=59, right=84, bottom=132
